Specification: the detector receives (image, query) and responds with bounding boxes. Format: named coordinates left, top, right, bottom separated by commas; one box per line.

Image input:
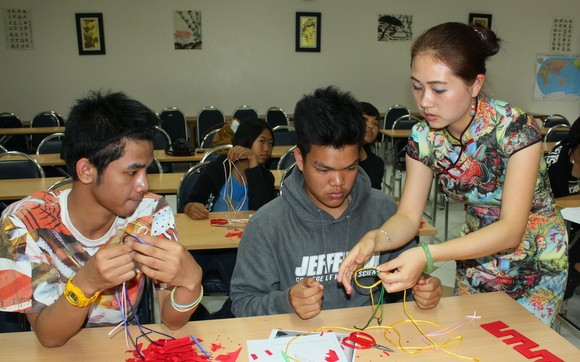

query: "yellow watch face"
left=67, top=291, right=79, bottom=305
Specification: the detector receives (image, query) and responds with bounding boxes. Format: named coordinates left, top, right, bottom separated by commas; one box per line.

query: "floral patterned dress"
left=407, top=97, right=568, bottom=325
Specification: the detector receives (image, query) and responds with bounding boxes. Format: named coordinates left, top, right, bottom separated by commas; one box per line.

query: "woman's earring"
left=469, top=97, right=477, bottom=117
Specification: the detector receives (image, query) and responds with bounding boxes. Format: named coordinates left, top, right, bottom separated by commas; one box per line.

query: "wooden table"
left=0, top=126, right=65, bottom=135
left=0, top=171, right=285, bottom=201
left=555, top=193, right=580, bottom=209
left=0, top=292, right=576, bottom=361
left=23, top=146, right=293, bottom=167
left=175, top=211, right=436, bottom=250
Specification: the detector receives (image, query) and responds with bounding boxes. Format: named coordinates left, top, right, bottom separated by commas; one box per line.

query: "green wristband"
left=418, top=241, right=433, bottom=274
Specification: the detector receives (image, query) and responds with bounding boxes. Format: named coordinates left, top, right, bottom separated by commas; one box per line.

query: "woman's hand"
left=184, top=202, right=209, bottom=220
left=377, top=246, right=427, bottom=293
left=227, top=146, right=258, bottom=167
left=338, top=230, right=379, bottom=294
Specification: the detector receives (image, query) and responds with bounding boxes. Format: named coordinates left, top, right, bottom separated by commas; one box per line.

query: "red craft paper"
left=324, top=349, right=340, bottom=362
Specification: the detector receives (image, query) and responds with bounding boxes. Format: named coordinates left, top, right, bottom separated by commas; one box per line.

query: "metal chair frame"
left=543, top=114, right=570, bottom=128
left=47, top=177, right=73, bottom=191
left=0, top=151, right=45, bottom=179
left=388, top=115, right=419, bottom=197
left=36, top=132, right=65, bottom=154
left=277, top=145, right=297, bottom=170
left=200, top=129, right=220, bottom=148
left=272, top=125, right=297, bottom=146
left=544, top=125, right=571, bottom=149
left=176, top=161, right=210, bottom=213
left=265, top=106, right=289, bottom=129
left=200, top=144, right=233, bottom=163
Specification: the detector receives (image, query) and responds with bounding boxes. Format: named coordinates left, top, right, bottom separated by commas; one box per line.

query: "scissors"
left=342, top=331, right=394, bottom=352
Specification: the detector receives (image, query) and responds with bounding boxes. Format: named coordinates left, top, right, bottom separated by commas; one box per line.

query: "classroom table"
left=555, top=193, right=580, bottom=209
left=0, top=171, right=285, bottom=201
left=0, top=126, right=66, bottom=146
left=175, top=211, right=437, bottom=250
left=22, top=146, right=294, bottom=167
left=0, top=292, right=576, bottom=361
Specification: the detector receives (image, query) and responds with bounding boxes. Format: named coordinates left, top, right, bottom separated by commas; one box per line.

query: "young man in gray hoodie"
left=230, top=86, right=442, bottom=319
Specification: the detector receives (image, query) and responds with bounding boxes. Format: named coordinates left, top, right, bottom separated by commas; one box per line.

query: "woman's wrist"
left=377, top=229, right=392, bottom=250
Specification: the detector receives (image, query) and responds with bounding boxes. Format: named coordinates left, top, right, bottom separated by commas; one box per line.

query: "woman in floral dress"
left=339, top=22, right=567, bottom=325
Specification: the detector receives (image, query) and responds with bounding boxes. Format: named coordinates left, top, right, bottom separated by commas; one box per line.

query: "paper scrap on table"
left=247, top=331, right=348, bottom=361
left=561, top=207, right=580, bottom=224
left=268, top=329, right=355, bottom=362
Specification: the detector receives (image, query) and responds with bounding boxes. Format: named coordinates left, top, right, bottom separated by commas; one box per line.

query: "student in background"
left=230, top=86, right=442, bottom=319
left=359, top=101, right=385, bottom=190
left=546, top=116, right=580, bottom=308
left=339, top=22, right=568, bottom=326
left=183, top=117, right=275, bottom=219
left=0, top=91, right=202, bottom=346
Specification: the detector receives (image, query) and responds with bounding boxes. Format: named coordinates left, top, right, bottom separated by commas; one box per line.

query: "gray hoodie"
left=230, top=167, right=411, bottom=317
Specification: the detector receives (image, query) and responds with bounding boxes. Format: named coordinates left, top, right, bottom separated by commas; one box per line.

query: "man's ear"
left=76, top=158, right=95, bottom=184
left=294, top=147, right=304, bottom=172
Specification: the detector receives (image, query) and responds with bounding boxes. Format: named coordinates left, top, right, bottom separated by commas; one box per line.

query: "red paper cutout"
left=225, top=231, right=243, bottom=238
left=250, top=353, right=258, bottom=360
left=126, top=338, right=241, bottom=361
left=325, top=349, right=340, bottom=362
left=265, top=349, right=273, bottom=356
left=481, top=321, right=564, bottom=362
left=212, top=343, right=224, bottom=352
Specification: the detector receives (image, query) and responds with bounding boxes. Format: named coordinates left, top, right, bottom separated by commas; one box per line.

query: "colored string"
left=221, top=158, right=248, bottom=213
left=283, top=267, right=479, bottom=361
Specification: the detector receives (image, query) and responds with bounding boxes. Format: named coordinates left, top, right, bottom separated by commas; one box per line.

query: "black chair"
left=277, top=145, right=297, bottom=170
left=0, top=151, right=45, bottom=179
left=146, top=157, right=164, bottom=175
left=153, top=126, right=173, bottom=173
left=379, top=105, right=410, bottom=162
left=200, top=128, right=220, bottom=148
left=196, top=106, right=225, bottom=147
left=0, top=144, right=7, bottom=153
left=30, top=111, right=63, bottom=152
left=278, top=162, right=298, bottom=196
left=0, top=112, right=28, bottom=153
left=543, top=114, right=570, bottom=128
left=177, top=162, right=233, bottom=296
left=200, top=144, right=232, bottom=163
left=272, top=125, right=296, bottom=146
left=36, top=133, right=69, bottom=177
left=265, top=107, right=289, bottom=129
left=158, top=107, right=188, bottom=143
left=389, top=115, right=420, bottom=197
left=544, top=125, right=571, bottom=147
left=232, top=105, right=259, bottom=122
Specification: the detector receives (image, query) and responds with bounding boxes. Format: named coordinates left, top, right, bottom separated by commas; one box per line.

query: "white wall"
left=0, top=0, right=578, bottom=122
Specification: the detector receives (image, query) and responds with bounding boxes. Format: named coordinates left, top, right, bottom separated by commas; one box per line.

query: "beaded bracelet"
left=170, top=285, right=204, bottom=313
left=378, top=229, right=392, bottom=250
left=418, top=241, right=434, bottom=274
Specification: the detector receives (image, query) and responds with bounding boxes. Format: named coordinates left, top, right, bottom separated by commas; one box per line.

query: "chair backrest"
left=232, top=105, right=259, bottom=122
left=382, top=105, right=410, bottom=141
left=47, top=177, right=73, bottom=191
left=0, top=112, right=28, bottom=153
left=544, top=125, right=571, bottom=145
left=36, top=132, right=64, bottom=154
left=196, top=106, right=225, bottom=147
left=272, top=125, right=297, bottom=146
left=200, top=144, right=233, bottom=163
left=278, top=162, right=297, bottom=196
left=0, top=151, right=45, bottom=179
left=265, top=107, right=289, bottom=129
left=200, top=128, right=220, bottom=148
left=158, top=107, right=188, bottom=143
left=146, top=157, right=164, bottom=175
left=543, top=114, right=570, bottom=128
left=0, top=144, right=7, bottom=153
left=176, top=161, right=210, bottom=212
left=30, top=111, right=63, bottom=151
left=153, top=126, right=172, bottom=150
left=391, top=115, right=420, bottom=162
left=277, top=145, right=297, bottom=170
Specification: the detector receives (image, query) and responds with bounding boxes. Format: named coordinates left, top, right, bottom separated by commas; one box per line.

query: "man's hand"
left=289, top=278, right=324, bottom=320
left=74, top=243, right=137, bottom=296
left=412, top=276, right=443, bottom=310
left=127, top=234, right=201, bottom=291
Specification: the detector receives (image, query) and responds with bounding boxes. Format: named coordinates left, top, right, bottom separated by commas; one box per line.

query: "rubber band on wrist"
left=418, top=241, right=433, bottom=274
left=378, top=229, right=392, bottom=250
left=170, top=285, right=204, bottom=312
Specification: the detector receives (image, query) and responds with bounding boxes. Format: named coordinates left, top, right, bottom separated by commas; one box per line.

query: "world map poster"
left=534, top=55, right=580, bottom=101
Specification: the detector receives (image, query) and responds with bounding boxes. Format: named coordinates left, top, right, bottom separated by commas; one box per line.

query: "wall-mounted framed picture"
left=468, top=13, right=492, bottom=29
left=296, top=12, right=321, bottom=52
left=75, top=13, right=106, bottom=55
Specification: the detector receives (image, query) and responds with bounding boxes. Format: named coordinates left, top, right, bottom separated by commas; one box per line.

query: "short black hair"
left=565, top=116, right=580, bottom=150
left=293, top=86, right=364, bottom=156
left=360, top=102, right=380, bottom=119
left=232, top=117, right=273, bottom=148
left=62, top=90, right=157, bottom=180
